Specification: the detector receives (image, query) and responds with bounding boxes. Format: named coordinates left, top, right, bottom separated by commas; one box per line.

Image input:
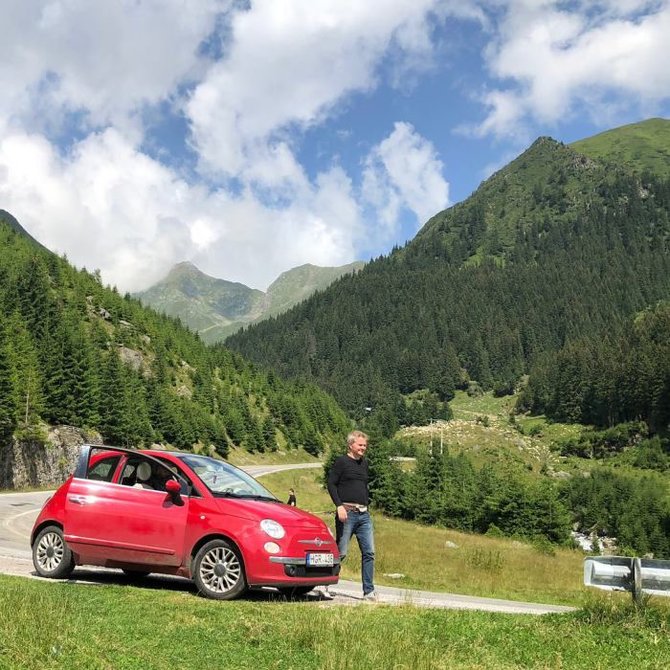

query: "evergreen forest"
left=227, top=135, right=670, bottom=440
left=228, top=124, right=670, bottom=557
left=0, top=210, right=350, bottom=458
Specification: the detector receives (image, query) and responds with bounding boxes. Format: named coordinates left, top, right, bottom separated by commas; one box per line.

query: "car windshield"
left=179, top=454, right=278, bottom=500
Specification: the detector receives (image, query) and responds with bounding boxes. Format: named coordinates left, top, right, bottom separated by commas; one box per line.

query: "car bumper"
left=246, top=555, right=340, bottom=587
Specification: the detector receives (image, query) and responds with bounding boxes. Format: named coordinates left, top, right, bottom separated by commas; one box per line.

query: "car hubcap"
left=200, top=546, right=241, bottom=593
left=36, top=532, right=64, bottom=572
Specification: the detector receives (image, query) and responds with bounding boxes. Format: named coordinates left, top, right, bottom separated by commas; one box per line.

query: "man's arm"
left=327, top=458, right=349, bottom=522
left=326, top=458, right=343, bottom=506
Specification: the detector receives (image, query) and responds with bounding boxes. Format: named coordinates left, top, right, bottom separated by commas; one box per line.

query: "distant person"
left=327, top=430, right=376, bottom=601
left=287, top=488, right=297, bottom=507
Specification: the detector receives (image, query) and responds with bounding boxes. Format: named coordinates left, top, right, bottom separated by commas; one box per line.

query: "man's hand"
left=337, top=505, right=348, bottom=522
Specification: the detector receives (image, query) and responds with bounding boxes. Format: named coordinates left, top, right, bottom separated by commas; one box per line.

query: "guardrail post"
left=632, top=557, right=642, bottom=606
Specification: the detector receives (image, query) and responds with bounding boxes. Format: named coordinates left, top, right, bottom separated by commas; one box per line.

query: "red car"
left=31, top=445, right=339, bottom=599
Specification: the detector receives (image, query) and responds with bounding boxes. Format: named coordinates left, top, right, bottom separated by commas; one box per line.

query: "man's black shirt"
left=327, top=454, right=369, bottom=506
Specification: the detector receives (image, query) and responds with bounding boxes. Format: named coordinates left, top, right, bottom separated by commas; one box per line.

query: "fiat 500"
left=31, top=445, right=339, bottom=599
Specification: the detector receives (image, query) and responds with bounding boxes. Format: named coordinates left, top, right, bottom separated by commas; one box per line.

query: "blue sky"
left=1, top=1, right=669, bottom=292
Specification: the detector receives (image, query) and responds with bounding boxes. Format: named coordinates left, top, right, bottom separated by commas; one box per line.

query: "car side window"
left=87, top=456, right=121, bottom=482
left=152, top=457, right=198, bottom=497
left=119, top=457, right=182, bottom=493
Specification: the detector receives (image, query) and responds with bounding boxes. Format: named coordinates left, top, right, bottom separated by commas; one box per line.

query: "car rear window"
left=87, top=456, right=121, bottom=482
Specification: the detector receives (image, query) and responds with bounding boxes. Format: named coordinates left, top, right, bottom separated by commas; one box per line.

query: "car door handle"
left=68, top=495, right=87, bottom=505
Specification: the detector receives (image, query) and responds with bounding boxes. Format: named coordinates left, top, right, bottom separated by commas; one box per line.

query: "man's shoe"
left=362, top=591, right=378, bottom=602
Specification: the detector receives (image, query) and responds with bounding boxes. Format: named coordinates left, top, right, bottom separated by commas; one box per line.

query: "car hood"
left=214, top=498, right=327, bottom=528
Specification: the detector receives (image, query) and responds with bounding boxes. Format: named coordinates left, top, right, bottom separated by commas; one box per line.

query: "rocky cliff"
left=0, top=426, right=102, bottom=490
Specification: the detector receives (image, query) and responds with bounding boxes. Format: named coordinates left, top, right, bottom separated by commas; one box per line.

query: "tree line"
left=0, top=220, right=350, bottom=456
left=325, top=437, right=670, bottom=557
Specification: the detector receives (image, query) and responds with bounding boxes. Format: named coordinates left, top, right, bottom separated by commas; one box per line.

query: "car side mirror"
left=165, top=478, right=182, bottom=502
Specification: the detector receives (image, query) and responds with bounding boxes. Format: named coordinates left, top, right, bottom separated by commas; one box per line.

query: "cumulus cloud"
left=0, top=127, right=366, bottom=292
left=0, top=0, right=459, bottom=291
left=3, top=0, right=664, bottom=295
left=474, top=0, right=670, bottom=137
left=0, top=129, right=198, bottom=291
left=186, top=0, right=452, bottom=180
left=362, top=122, right=449, bottom=234
left=0, top=0, right=226, bottom=137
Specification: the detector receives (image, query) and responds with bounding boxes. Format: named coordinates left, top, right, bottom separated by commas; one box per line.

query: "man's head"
left=346, top=430, right=368, bottom=459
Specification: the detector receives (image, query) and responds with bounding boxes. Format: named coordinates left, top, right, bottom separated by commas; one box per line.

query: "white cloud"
left=362, top=122, right=449, bottom=234
left=0, top=129, right=198, bottom=291
left=0, top=0, right=458, bottom=292
left=475, top=1, right=670, bottom=137
left=0, top=0, right=227, bottom=137
left=0, top=128, right=366, bottom=292
left=186, top=0, right=453, bottom=180
left=3, top=0, right=665, bottom=297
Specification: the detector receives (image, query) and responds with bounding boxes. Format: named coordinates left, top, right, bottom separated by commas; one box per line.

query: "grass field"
left=400, top=391, right=589, bottom=475
left=226, top=444, right=320, bottom=467
left=1, top=574, right=668, bottom=670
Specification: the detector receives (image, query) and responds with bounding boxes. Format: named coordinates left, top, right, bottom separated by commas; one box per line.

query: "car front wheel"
left=32, top=526, right=75, bottom=579
left=193, top=539, right=247, bottom=600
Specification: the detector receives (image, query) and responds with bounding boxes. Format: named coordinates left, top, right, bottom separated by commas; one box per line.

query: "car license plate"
left=306, top=552, right=334, bottom=567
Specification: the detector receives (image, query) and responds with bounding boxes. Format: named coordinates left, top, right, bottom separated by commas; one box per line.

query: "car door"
left=64, top=451, right=189, bottom=567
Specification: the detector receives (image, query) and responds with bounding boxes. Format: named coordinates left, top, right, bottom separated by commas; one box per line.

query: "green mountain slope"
left=226, top=120, right=670, bottom=434
left=0, top=209, right=52, bottom=254
left=571, top=117, right=670, bottom=178
left=135, top=262, right=266, bottom=341
left=265, top=262, right=365, bottom=318
left=136, top=260, right=364, bottom=343
left=0, top=215, right=350, bottom=471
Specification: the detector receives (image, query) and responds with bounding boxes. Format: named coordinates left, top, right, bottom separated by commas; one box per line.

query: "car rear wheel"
left=32, top=526, right=75, bottom=579
left=193, top=539, right=247, bottom=600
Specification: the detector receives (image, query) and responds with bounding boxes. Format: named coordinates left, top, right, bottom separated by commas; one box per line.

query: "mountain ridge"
left=135, top=259, right=365, bottom=343
left=226, top=118, right=670, bottom=431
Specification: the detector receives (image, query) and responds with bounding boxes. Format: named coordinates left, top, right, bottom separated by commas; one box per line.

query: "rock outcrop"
left=0, top=426, right=102, bottom=490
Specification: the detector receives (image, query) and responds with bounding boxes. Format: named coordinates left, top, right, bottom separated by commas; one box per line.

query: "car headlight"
left=260, top=519, right=285, bottom=539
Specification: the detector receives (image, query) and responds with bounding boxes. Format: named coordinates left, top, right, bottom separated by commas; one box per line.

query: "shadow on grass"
left=37, top=567, right=337, bottom=604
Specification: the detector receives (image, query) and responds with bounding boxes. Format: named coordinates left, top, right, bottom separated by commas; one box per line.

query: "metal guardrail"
left=584, top=556, right=670, bottom=603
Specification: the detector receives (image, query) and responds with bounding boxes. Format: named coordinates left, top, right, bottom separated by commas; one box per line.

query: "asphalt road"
left=0, top=463, right=575, bottom=615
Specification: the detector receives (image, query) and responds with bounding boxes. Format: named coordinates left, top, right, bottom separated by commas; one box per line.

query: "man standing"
left=327, top=430, right=376, bottom=601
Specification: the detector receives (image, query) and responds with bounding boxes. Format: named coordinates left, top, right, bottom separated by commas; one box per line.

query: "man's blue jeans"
left=335, top=509, right=375, bottom=595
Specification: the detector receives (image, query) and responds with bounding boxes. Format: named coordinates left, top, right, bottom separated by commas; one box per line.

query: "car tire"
left=278, top=586, right=314, bottom=599
left=193, top=538, right=247, bottom=600
left=32, top=525, right=75, bottom=579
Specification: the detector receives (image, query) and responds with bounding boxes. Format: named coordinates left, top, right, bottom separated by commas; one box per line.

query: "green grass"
left=1, top=574, right=668, bottom=670
left=449, top=390, right=517, bottom=419
left=226, top=444, right=320, bottom=467
left=400, top=391, right=592, bottom=477
left=571, top=117, right=670, bottom=179
left=258, top=467, right=331, bottom=513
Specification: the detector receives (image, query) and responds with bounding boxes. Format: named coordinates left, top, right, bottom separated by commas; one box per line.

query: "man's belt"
left=342, top=503, right=368, bottom=512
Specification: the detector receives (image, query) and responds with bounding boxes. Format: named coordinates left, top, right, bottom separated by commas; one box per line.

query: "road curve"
left=0, top=463, right=575, bottom=615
